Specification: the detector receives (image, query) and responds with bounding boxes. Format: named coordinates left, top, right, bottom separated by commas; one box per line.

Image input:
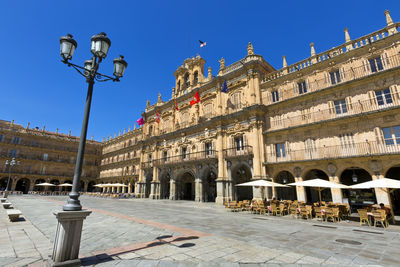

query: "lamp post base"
left=51, top=210, right=91, bottom=266
left=3, top=191, right=9, bottom=199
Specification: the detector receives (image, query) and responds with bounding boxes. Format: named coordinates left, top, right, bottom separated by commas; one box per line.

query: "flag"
left=221, top=80, right=228, bottom=93
left=190, top=91, right=200, bottom=106
left=136, top=117, right=145, bottom=126
left=155, top=111, right=160, bottom=123
left=199, top=40, right=207, bottom=48
left=174, top=98, right=179, bottom=111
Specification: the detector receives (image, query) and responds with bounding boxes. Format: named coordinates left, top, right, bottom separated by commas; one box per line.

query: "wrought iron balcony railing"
left=153, top=150, right=218, bottom=166
left=223, top=145, right=253, bottom=158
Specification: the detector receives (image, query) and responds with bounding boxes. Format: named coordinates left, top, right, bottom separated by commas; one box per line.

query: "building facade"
left=98, top=11, right=399, bottom=214
left=0, top=120, right=101, bottom=193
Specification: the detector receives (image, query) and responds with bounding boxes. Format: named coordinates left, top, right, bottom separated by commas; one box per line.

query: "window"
left=334, top=99, right=348, bottom=115
left=235, top=136, right=244, bottom=151
left=40, top=166, right=46, bottom=175
left=272, top=90, right=279, bottom=103
left=43, top=153, right=48, bottom=161
left=182, top=147, right=187, bottom=159
left=375, top=89, right=393, bottom=106
left=148, top=154, right=152, bottom=162
left=12, top=137, right=20, bottom=144
left=304, top=138, right=317, bottom=159
left=369, top=56, right=383, bottom=73
left=0, top=135, right=3, bottom=142
left=193, top=71, right=198, bottom=85
left=330, top=70, right=341, bottom=85
left=26, top=166, right=31, bottom=174
left=184, top=73, right=190, bottom=87
left=231, top=92, right=241, bottom=110
left=205, top=142, right=212, bottom=155
left=163, top=151, right=168, bottom=161
left=382, top=126, right=400, bottom=146
left=149, top=125, right=153, bottom=135
left=298, top=81, right=307, bottom=94
left=8, top=149, right=18, bottom=157
left=275, top=143, right=286, bottom=158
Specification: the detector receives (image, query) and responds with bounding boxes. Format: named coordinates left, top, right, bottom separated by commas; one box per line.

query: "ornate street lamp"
left=3, top=158, right=20, bottom=198
left=53, top=32, right=127, bottom=266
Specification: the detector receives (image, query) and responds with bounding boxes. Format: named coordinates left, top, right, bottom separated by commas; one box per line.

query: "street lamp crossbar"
left=62, top=60, right=120, bottom=82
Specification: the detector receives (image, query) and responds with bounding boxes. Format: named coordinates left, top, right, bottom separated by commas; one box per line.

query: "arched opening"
left=340, top=167, right=374, bottom=212
left=145, top=174, right=152, bottom=198
left=0, top=177, right=10, bottom=191
left=385, top=166, right=400, bottom=216
left=80, top=181, right=85, bottom=192
left=160, top=173, right=171, bottom=199
left=203, top=169, right=217, bottom=202
left=88, top=181, right=95, bottom=192
left=34, top=179, right=46, bottom=191
left=304, top=169, right=331, bottom=203
left=275, top=171, right=296, bottom=200
left=193, top=71, right=198, bottom=85
left=15, top=178, right=30, bottom=194
left=177, top=172, right=195, bottom=200
left=50, top=179, right=59, bottom=192
left=232, top=164, right=253, bottom=201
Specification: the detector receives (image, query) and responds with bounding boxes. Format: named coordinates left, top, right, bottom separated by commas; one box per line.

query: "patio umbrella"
left=113, top=183, right=128, bottom=187
left=94, top=184, right=104, bottom=187
left=58, top=183, right=73, bottom=187
left=288, top=178, right=348, bottom=203
left=350, top=177, right=400, bottom=189
left=236, top=180, right=288, bottom=187
left=35, top=182, right=56, bottom=186
left=236, top=180, right=288, bottom=200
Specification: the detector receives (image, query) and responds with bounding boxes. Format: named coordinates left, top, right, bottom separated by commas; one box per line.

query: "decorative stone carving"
left=293, top=166, right=302, bottom=177
left=327, top=163, right=337, bottom=176
left=247, top=42, right=254, bottom=55
left=158, top=92, right=162, bottom=103
left=219, top=57, right=225, bottom=70
left=146, top=100, right=150, bottom=108
left=208, top=67, right=212, bottom=79
left=205, top=128, right=209, bottom=137
left=370, top=160, right=382, bottom=174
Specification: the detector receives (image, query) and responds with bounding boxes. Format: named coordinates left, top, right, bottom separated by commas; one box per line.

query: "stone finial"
left=310, top=43, right=316, bottom=57
left=68, top=130, right=71, bottom=136
left=119, top=131, right=121, bottom=136
left=91, top=136, right=94, bottom=141
left=134, top=124, right=137, bottom=130
left=26, top=122, right=30, bottom=129
left=43, top=125, right=46, bottom=132
left=11, top=120, right=14, bottom=125
left=157, top=92, right=162, bottom=103
left=208, top=67, right=212, bottom=79
left=123, top=128, right=126, bottom=134
left=282, top=55, right=288, bottom=68
left=103, top=137, right=106, bottom=142
left=114, top=133, right=116, bottom=138
left=219, top=57, right=225, bottom=70
left=146, top=100, right=150, bottom=108
left=247, top=42, right=254, bottom=55
left=128, top=126, right=131, bottom=132
left=56, top=128, right=59, bottom=134
left=344, top=28, right=351, bottom=42
left=385, top=10, right=394, bottom=26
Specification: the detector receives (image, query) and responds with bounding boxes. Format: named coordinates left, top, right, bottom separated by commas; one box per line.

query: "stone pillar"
left=215, top=179, right=225, bottom=204
left=250, top=122, right=264, bottom=180
left=150, top=182, right=160, bottom=199
left=195, top=178, right=203, bottom=202
left=83, top=182, right=88, bottom=192
left=128, top=182, right=132, bottom=194
left=372, top=174, right=390, bottom=205
left=310, top=43, right=317, bottom=64
left=252, top=186, right=263, bottom=200
left=247, top=69, right=261, bottom=105
left=29, top=180, right=35, bottom=191
left=51, top=210, right=91, bottom=266
left=11, top=178, right=17, bottom=191
left=385, top=10, right=398, bottom=35
left=295, top=176, right=306, bottom=202
left=329, top=175, right=343, bottom=203
left=169, top=179, right=176, bottom=200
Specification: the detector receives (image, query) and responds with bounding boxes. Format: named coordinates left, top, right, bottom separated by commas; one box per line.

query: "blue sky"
left=1, top=1, right=399, bottom=141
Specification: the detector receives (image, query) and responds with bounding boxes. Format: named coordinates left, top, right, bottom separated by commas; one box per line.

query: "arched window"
left=184, top=73, right=190, bottom=87
left=231, top=92, right=241, bottom=110
left=149, top=125, right=153, bottom=135
left=193, top=71, right=198, bottom=85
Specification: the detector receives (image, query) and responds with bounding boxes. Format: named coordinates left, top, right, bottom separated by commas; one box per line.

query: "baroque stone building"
left=0, top=120, right=101, bottom=193
left=98, top=11, right=400, bottom=214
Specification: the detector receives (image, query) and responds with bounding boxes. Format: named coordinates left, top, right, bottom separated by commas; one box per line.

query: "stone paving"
left=1, top=195, right=400, bottom=266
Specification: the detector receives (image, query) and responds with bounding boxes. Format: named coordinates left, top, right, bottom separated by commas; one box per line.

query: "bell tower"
left=173, top=55, right=206, bottom=97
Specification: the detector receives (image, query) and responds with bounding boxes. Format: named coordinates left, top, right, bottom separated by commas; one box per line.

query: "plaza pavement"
left=1, top=195, right=400, bottom=266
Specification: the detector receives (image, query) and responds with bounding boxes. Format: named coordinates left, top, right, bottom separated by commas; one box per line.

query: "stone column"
left=169, top=179, right=176, bottom=200
left=295, top=176, right=306, bottom=202
left=250, top=122, right=264, bottom=180
left=29, top=180, right=35, bottom=191
left=51, top=210, right=91, bottom=266
left=128, top=182, right=132, bottom=194
left=329, top=175, right=343, bottom=203
left=150, top=167, right=159, bottom=199
left=215, top=128, right=227, bottom=204
left=11, top=178, right=17, bottom=191
left=195, top=178, right=203, bottom=202
left=83, top=182, right=88, bottom=192
left=372, top=173, right=390, bottom=205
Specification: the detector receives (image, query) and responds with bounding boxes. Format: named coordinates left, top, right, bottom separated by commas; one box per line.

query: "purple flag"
left=136, top=117, right=145, bottom=126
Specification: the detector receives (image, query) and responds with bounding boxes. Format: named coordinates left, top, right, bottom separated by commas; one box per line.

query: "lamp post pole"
left=51, top=33, right=127, bottom=266
left=3, top=158, right=19, bottom=198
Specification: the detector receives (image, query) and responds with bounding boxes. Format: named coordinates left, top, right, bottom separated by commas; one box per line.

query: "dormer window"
left=193, top=71, right=198, bottom=85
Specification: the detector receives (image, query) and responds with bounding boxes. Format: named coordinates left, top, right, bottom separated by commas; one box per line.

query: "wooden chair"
left=290, top=205, right=298, bottom=218
left=373, top=210, right=389, bottom=228
left=357, top=209, right=370, bottom=226
left=271, top=203, right=280, bottom=216
left=326, top=207, right=340, bottom=222
left=279, top=203, right=288, bottom=215
left=314, top=206, right=324, bottom=221
left=300, top=206, right=312, bottom=220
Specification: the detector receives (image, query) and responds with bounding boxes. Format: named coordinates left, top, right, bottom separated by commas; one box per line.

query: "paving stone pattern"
left=1, top=195, right=399, bottom=266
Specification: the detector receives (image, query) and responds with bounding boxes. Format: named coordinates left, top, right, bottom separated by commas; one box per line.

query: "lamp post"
left=51, top=32, right=127, bottom=266
left=3, top=158, right=20, bottom=198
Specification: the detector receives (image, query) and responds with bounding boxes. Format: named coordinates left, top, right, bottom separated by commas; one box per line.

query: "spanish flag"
left=190, top=91, right=200, bottom=106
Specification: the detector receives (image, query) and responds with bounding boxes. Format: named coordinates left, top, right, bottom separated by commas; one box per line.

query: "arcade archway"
left=0, top=177, right=10, bottom=191
left=304, top=169, right=331, bottom=203
left=145, top=174, right=152, bottom=198
left=232, top=164, right=252, bottom=201
left=275, top=171, right=296, bottom=200
left=386, top=166, right=400, bottom=215
left=87, top=181, right=96, bottom=192
left=177, top=172, right=195, bottom=200
left=160, top=172, right=171, bottom=199
left=203, top=169, right=217, bottom=202
left=15, top=178, right=30, bottom=194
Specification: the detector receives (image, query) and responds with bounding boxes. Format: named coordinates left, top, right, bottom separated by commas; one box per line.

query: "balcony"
left=0, top=151, right=97, bottom=166
left=263, top=53, right=400, bottom=106
left=265, top=141, right=400, bottom=164
left=152, top=150, right=218, bottom=167
left=223, top=146, right=253, bottom=159
left=267, top=97, right=400, bottom=132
